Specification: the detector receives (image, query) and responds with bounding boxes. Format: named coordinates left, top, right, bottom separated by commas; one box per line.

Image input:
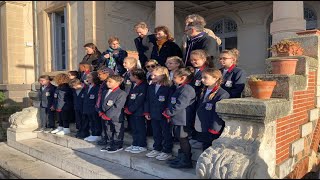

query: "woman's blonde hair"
left=190, top=49, right=214, bottom=68
left=134, top=22, right=148, bottom=31
left=54, top=73, right=70, bottom=86
left=152, top=66, right=172, bottom=87
left=220, top=48, right=240, bottom=64
left=154, top=26, right=174, bottom=41
left=201, top=68, right=223, bottom=100
left=125, top=56, right=142, bottom=69
left=166, top=56, right=185, bottom=69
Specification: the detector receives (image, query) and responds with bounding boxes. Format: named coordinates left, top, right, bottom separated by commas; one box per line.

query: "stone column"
left=155, top=1, right=174, bottom=35
left=270, top=1, right=306, bottom=44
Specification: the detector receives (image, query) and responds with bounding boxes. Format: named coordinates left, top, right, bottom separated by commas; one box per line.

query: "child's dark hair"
left=174, top=66, right=194, bottom=82
left=201, top=68, right=223, bottom=100
left=83, top=43, right=99, bottom=54
left=90, top=71, right=101, bottom=85
left=38, top=75, right=51, bottom=81
left=69, top=78, right=82, bottom=87
left=190, top=49, right=214, bottom=68
left=108, top=75, right=124, bottom=84
left=131, top=68, right=146, bottom=82
left=68, top=71, right=78, bottom=77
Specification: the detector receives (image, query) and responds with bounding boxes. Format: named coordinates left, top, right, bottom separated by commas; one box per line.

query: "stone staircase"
left=5, top=124, right=200, bottom=179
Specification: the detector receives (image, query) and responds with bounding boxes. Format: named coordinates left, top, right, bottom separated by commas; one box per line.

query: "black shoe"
left=100, top=146, right=110, bottom=152
left=104, top=146, right=123, bottom=153
left=169, top=153, right=193, bottom=169
left=166, top=149, right=183, bottom=164
left=97, top=139, right=108, bottom=146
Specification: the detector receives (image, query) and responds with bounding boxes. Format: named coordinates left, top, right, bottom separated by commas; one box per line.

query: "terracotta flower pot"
left=271, top=58, right=298, bottom=75
left=249, top=80, right=277, bottom=99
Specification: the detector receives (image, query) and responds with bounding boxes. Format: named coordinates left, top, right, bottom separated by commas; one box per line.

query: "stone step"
left=67, top=122, right=203, bottom=161
left=7, top=137, right=197, bottom=179
left=0, top=142, right=79, bottom=179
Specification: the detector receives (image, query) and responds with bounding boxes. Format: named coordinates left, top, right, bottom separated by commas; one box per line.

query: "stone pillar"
left=270, top=1, right=306, bottom=44
left=155, top=1, right=174, bottom=35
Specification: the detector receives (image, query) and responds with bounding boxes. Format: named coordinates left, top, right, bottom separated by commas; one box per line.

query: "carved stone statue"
left=8, top=106, right=39, bottom=130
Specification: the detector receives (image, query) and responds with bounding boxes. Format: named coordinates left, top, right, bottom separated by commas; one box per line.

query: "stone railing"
left=196, top=31, right=320, bottom=179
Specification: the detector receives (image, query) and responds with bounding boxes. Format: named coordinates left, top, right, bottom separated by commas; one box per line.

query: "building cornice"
left=0, top=1, right=27, bottom=7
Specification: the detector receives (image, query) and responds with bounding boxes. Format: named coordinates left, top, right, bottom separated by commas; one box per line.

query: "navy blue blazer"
left=164, top=83, right=196, bottom=126
left=95, top=82, right=109, bottom=112
left=144, top=84, right=173, bottom=120
left=121, top=71, right=133, bottom=95
left=195, top=87, right=230, bottom=134
left=39, top=83, right=56, bottom=109
left=101, top=87, right=127, bottom=122
left=82, top=84, right=99, bottom=114
left=80, top=70, right=90, bottom=84
left=72, top=88, right=85, bottom=111
left=125, top=81, right=147, bottom=116
left=54, top=83, right=74, bottom=111
left=189, top=67, right=206, bottom=98
left=134, top=34, right=157, bottom=67
left=220, top=66, right=246, bottom=98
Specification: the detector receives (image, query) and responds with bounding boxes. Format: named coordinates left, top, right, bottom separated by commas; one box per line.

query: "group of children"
left=37, top=47, right=246, bottom=169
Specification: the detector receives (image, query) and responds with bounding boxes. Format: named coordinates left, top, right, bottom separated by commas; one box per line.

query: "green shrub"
left=0, top=91, right=5, bottom=107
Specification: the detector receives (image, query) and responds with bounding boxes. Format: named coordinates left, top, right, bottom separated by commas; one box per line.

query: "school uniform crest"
left=54, top=93, right=58, bottom=98
left=171, top=97, right=177, bottom=104
left=195, top=80, right=202, bottom=86
left=107, top=100, right=114, bottom=106
left=130, top=93, right=136, bottom=100
left=205, top=103, right=213, bottom=110
left=45, top=92, right=50, bottom=96
left=158, top=95, right=165, bottom=102
left=225, top=80, right=233, bottom=87
left=89, top=94, right=95, bottom=99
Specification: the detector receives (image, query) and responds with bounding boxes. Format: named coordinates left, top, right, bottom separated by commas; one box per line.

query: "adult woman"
left=81, top=43, right=102, bottom=71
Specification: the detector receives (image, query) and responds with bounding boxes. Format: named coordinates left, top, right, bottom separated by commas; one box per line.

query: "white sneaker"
left=84, top=135, right=93, bottom=141
left=56, top=128, right=70, bottom=135
left=156, top=152, right=172, bottom=161
left=125, top=145, right=134, bottom=152
left=146, top=150, right=161, bottom=158
left=130, top=146, right=147, bottom=154
left=86, top=136, right=101, bottom=142
left=51, top=126, right=63, bottom=134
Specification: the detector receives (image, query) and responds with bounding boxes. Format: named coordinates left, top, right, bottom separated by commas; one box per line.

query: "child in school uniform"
left=68, top=71, right=79, bottom=80
left=35, top=75, right=56, bottom=132
left=82, top=72, right=102, bottom=142
left=51, top=73, right=74, bottom=135
left=165, top=56, right=185, bottom=81
left=144, top=66, right=174, bottom=161
left=144, top=59, right=159, bottom=85
left=162, top=67, right=196, bottom=169
left=69, top=78, right=86, bottom=138
left=95, top=66, right=115, bottom=146
left=219, top=48, right=246, bottom=98
left=122, top=57, right=142, bottom=132
left=123, top=69, right=148, bottom=154
left=79, top=62, right=92, bottom=85
left=195, top=68, right=230, bottom=151
left=99, top=75, right=127, bottom=153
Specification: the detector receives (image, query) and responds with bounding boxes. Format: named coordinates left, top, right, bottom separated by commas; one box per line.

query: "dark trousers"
left=151, top=118, right=173, bottom=153
left=74, top=109, right=82, bottom=130
left=106, top=120, right=124, bottom=148
left=101, top=117, right=109, bottom=141
left=58, top=110, right=73, bottom=128
left=40, top=107, right=55, bottom=128
left=129, top=115, right=147, bottom=147
left=173, top=125, right=191, bottom=156
left=196, top=132, right=221, bottom=151
left=146, top=120, right=153, bottom=136
left=82, top=112, right=102, bottom=136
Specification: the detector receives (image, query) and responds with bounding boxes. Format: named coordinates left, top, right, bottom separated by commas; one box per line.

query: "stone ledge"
left=276, top=158, right=294, bottom=179
left=216, top=98, right=291, bottom=123
left=0, top=84, right=32, bottom=91
left=290, top=138, right=304, bottom=157
left=301, top=122, right=313, bottom=137
left=309, top=108, right=319, bottom=122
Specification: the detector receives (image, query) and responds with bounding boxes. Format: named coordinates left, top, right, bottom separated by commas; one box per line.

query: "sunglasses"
left=146, top=65, right=156, bottom=68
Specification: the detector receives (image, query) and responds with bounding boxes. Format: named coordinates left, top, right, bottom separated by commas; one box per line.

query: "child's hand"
left=145, top=115, right=151, bottom=120
left=50, top=106, right=55, bottom=111
left=101, top=114, right=111, bottom=121
left=104, top=54, right=110, bottom=59
left=124, top=107, right=132, bottom=115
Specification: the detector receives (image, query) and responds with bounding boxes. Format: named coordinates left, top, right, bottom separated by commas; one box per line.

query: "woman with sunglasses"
left=145, top=59, right=159, bottom=85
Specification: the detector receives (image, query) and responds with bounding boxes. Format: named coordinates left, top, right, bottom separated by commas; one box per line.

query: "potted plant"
left=268, top=39, right=304, bottom=75
left=248, top=77, right=277, bottom=99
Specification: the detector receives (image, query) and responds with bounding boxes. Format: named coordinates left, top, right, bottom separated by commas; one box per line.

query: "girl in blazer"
left=195, top=68, right=230, bottom=151
left=124, top=69, right=148, bottom=154
left=219, top=48, right=246, bottom=98
left=165, top=56, right=185, bottom=81
left=162, top=67, right=196, bottom=169
left=144, top=59, right=159, bottom=85
left=144, top=66, right=174, bottom=161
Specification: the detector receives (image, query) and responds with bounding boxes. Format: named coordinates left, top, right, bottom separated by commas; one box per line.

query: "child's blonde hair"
left=190, top=49, right=214, bottom=68
left=220, top=48, right=240, bottom=65
left=145, top=59, right=159, bottom=66
left=125, top=56, right=142, bottom=69
left=201, top=68, right=223, bottom=100
left=166, top=56, right=185, bottom=69
left=153, top=66, right=172, bottom=87
left=54, top=73, right=70, bottom=86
